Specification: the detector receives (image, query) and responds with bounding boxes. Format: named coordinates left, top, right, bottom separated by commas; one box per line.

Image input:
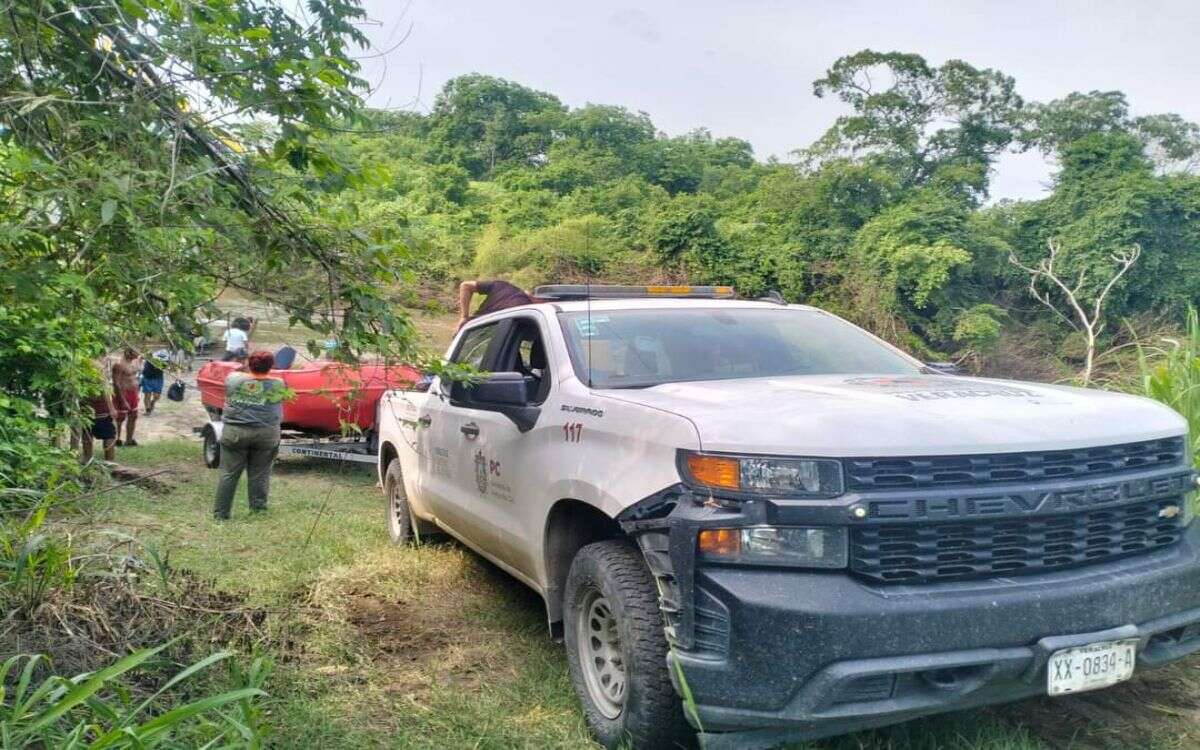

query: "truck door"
left=446, top=314, right=554, bottom=579
left=421, top=320, right=504, bottom=532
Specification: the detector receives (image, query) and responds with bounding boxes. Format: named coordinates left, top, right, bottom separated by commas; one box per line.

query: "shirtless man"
left=111, top=348, right=141, bottom=446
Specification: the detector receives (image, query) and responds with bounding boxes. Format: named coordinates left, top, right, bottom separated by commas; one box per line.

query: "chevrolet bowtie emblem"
left=1159, top=505, right=1182, bottom=519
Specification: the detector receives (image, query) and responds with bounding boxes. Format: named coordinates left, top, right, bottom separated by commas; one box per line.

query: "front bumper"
left=678, top=528, right=1200, bottom=740
left=619, top=470, right=1200, bottom=744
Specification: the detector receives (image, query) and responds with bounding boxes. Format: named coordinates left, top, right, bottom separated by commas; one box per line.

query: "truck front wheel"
left=563, top=540, right=693, bottom=749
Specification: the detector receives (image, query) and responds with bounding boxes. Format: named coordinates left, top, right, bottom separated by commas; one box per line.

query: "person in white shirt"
left=221, top=317, right=253, bottom=362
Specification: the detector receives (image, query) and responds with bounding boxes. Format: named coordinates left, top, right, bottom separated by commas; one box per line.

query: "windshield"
left=559, top=307, right=921, bottom=388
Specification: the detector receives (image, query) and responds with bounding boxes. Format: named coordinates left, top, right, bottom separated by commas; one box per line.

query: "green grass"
left=88, top=440, right=1200, bottom=749
left=95, top=440, right=593, bottom=748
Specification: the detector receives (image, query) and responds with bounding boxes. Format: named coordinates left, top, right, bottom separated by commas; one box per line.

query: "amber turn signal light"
left=697, top=528, right=741, bottom=557
left=686, top=453, right=740, bottom=490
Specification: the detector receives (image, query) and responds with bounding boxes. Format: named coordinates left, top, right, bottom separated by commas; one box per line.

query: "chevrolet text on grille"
left=863, top=473, right=1194, bottom=520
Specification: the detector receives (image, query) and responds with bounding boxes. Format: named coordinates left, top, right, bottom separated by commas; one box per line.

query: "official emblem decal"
left=1159, top=505, right=1181, bottom=520
left=474, top=450, right=488, bottom=494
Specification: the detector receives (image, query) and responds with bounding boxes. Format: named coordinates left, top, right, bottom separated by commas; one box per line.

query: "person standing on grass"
left=457, top=279, right=532, bottom=330
left=81, top=375, right=118, bottom=463
left=141, top=349, right=168, bottom=415
left=214, top=350, right=286, bottom=520
left=111, top=347, right=140, bottom=446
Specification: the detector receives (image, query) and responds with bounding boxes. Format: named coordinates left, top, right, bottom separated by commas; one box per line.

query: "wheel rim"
left=577, top=587, right=626, bottom=719
left=387, top=476, right=407, bottom=540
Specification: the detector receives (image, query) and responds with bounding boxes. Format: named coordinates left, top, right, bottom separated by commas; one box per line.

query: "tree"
left=427, top=75, right=565, bottom=178
left=644, top=196, right=732, bottom=281
left=846, top=187, right=974, bottom=342
left=1009, top=240, right=1140, bottom=385
left=1012, top=132, right=1200, bottom=320
left=1, top=0, right=416, bottom=490
left=807, top=50, right=1023, bottom=198
left=1020, top=91, right=1200, bottom=174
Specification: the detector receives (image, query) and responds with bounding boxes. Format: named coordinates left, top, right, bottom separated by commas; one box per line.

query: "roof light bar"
left=533, top=284, right=737, bottom=301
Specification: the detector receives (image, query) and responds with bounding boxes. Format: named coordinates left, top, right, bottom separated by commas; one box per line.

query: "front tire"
left=564, top=540, right=693, bottom=749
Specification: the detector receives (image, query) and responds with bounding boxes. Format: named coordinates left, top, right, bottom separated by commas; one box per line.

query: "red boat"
left=197, top=360, right=420, bottom=435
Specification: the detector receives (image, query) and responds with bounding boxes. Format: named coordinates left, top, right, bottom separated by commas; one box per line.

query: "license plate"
left=1047, top=639, right=1138, bottom=696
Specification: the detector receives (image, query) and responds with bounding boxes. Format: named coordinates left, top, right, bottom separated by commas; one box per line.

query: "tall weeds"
left=1137, top=306, right=1200, bottom=460
left=0, top=503, right=77, bottom=617
left=0, top=645, right=269, bottom=748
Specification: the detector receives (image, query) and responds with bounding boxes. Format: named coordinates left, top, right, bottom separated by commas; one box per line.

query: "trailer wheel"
left=202, top=426, right=221, bottom=469
left=564, top=540, right=693, bottom=749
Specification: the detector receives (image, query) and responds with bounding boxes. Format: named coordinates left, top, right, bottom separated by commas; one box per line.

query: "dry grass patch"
left=307, top=544, right=533, bottom=698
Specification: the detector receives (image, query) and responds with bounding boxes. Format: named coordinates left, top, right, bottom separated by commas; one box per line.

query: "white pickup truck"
left=376, top=285, right=1200, bottom=749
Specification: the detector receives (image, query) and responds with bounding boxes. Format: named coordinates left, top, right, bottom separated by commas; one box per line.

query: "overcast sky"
left=356, top=0, right=1200, bottom=201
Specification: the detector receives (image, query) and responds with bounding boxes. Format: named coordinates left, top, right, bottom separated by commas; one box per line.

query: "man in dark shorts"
left=457, top=279, right=532, bottom=330
left=82, top=380, right=117, bottom=463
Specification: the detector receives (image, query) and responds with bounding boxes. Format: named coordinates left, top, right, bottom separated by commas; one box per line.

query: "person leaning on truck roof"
left=457, top=279, right=532, bottom=330
left=213, top=350, right=286, bottom=520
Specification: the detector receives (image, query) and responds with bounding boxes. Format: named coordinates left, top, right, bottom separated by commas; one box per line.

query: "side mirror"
left=924, top=361, right=961, bottom=376
left=450, top=372, right=542, bottom=432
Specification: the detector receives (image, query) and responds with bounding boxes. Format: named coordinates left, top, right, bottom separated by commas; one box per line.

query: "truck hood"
left=601, top=374, right=1186, bottom=456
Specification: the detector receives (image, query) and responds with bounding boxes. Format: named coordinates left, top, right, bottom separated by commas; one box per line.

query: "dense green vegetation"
left=327, top=54, right=1200, bottom=371
left=0, top=1, right=392, bottom=743
left=1, top=0, right=417, bottom=496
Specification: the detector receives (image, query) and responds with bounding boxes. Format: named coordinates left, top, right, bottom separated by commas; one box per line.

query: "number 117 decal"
left=563, top=422, right=583, bottom=443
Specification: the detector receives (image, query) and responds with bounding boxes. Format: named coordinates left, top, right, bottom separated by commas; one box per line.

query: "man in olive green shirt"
left=214, top=350, right=286, bottom=520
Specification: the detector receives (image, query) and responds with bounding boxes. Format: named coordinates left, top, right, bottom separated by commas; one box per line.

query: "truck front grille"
left=844, top=438, right=1185, bottom=491
left=850, top=497, right=1187, bottom=584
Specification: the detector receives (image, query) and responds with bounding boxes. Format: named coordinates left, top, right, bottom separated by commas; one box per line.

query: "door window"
left=495, top=319, right=551, bottom=403
left=453, top=323, right=500, bottom=368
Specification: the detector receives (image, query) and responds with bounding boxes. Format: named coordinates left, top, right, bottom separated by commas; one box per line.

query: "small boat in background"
left=198, top=359, right=420, bottom=435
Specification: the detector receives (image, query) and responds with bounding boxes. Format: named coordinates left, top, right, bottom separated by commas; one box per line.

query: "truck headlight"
left=681, top=451, right=844, bottom=496
left=698, top=526, right=848, bottom=568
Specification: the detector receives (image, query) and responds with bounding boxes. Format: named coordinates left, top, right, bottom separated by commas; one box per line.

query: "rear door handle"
left=460, top=422, right=480, bottom=439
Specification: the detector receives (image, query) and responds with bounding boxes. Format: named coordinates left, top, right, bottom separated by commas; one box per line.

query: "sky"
left=356, top=0, right=1200, bottom=201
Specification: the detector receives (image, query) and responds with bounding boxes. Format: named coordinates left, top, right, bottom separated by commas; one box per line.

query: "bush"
left=473, top=215, right=619, bottom=287
left=953, top=304, right=1007, bottom=353
left=1138, top=306, right=1200, bottom=460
